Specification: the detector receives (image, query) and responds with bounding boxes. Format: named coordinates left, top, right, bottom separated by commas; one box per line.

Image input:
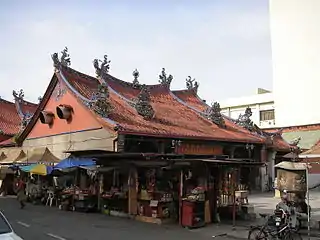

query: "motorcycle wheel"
left=283, top=231, right=302, bottom=240
left=248, top=227, right=268, bottom=240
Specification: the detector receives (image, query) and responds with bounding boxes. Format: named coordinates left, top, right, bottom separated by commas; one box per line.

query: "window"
left=260, top=110, right=275, bottom=121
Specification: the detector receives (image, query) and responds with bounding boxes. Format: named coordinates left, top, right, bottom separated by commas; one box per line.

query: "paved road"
left=0, top=197, right=317, bottom=240
left=0, top=197, right=222, bottom=240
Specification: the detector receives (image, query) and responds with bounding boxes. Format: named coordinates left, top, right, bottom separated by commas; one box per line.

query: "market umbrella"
left=20, top=164, right=53, bottom=176
left=54, top=157, right=96, bottom=170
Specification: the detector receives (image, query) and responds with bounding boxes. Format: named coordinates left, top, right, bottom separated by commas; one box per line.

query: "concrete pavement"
left=0, top=196, right=318, bottom=240
left=0, top=197, right=230, bottom=240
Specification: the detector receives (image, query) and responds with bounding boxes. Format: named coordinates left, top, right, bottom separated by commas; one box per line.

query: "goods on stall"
left=185, top=187, right=205, bottom=202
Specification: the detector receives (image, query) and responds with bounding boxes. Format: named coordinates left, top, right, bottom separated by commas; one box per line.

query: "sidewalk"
left=189, top=223, right=320, bottom=240
left=189, top=224, right=248, bottom=240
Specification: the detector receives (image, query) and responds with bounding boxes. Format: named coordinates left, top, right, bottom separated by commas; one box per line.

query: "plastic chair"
left=46, top=190, right=56, bottom=207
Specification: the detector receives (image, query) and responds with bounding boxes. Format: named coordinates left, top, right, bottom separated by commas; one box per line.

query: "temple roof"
left=56, top=66, right=266, bottom=143
left=171, top=89, right=208, bottom=112
left=0, top=97, right=37, bottom=136
left=14, top=49, right=291, bottom=151
left=301, top=139, right=320, bottom=155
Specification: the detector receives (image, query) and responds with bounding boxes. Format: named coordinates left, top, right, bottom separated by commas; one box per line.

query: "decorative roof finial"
left=208, top=102, right=226, bottom=128
left=89, top=82, right=113, bottom=118
left=132, top=69, right=140, bottom=88
left=135, top=85, right=155, bottom=120
left=236, top=106, right=254, bottom=131
left=38, top=96, right=43, bottom=103
left=290, top=137, right=301, bottom=146
left=20, top=112, right=33, bottom=130
left=13, top=89, right=24, bottom=102
left=186, top=76, right=199, bottom=93
left=93, top=55, right=111, bottom=82
left=51, top=47, right=71, bottom=68
left=158, top=68, right=173, bottom=87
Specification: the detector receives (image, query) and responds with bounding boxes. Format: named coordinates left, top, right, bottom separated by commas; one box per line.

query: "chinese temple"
left=0, top=48, right=293, bottom=191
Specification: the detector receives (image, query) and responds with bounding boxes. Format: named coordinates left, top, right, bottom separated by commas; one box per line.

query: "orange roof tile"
left=0, top=98, right=21, bottom=135
left=60, top=67, right=265, bottom=143
left=0, top=97, right=37, bottom=137
left=301, top=139, right=320, bottom=155
left=172, top=89, right=208, bottom=112
left=171, top=89, right=292, bottom=151
left=265, top=123, right=320, bottom=133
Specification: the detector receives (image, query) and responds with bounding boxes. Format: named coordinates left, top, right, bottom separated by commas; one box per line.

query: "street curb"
left=225, top=231, right=320, bottom=240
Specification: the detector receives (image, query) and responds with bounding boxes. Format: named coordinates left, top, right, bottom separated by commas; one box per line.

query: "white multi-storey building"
left=220, top=88, right=275, bottom=129
left=222, top=0, right=320, bottom=132
left=269, top=0, right=320, bottom=127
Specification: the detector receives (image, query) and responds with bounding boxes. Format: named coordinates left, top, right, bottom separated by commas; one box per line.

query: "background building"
left=270, top=0, right=320, bottom=127
left=220, top=88, right=275, bottom=129
left=220, top=0, right=320, bottom=151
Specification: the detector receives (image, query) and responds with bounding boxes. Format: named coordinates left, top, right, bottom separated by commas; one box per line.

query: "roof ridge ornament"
left=13, top=89, right=24, bottom=102
left=89, top=82, right=113, bottom=118
left=93, top=55, right=111, bottom=83
left=208, top=102, right=226, bottom=128
left=132, top=69, right=140, bottom=89
left=51, top=47, right=71, bottom=69
left=135, top=85, right=155, bottom=120
left=290, top=136, right=301, bottom=146
left=20, top=112, right=33, bottom=131
left=186, top=76, right=199, bottom=93
left=158, top=68, right=173, bottom=87
left=236, top=106, right=254, bottom=131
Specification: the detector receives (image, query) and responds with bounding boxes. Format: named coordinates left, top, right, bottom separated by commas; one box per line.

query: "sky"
left=0, top=0, right=272, bottom=104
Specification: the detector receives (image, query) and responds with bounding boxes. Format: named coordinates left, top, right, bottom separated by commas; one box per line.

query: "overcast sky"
left=0, top=0, right=272, bottom=104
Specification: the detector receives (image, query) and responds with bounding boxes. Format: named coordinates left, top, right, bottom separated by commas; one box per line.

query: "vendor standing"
left=15, top=176, right=27, bottom=209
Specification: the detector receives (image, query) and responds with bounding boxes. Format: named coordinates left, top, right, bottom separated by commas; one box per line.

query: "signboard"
left=176, top=143, right=223, bottom=155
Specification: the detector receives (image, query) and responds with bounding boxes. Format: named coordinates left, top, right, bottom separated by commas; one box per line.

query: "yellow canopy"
left=20, top=164, right=51, bottom=176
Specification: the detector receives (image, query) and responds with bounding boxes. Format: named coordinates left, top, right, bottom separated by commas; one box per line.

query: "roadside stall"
left=274, top=161, right=308, bottom=208
left=20, top=164, right=54, bottom=204
left=135, top=167, right=179, bottom=224
left=180, top=167, right=206, bottom=228
left=53, top=157, right=97, bottom=212
left=100, top=167, right=129, bottom=218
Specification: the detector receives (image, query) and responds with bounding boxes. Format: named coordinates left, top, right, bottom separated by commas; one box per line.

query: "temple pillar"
left=128, top=167, right=138, bottom=215
left=260, top=146, right=268, bottom=192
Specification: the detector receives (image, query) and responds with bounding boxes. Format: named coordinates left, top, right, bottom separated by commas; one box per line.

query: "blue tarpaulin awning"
left=54, top=157, right=96, bottom=170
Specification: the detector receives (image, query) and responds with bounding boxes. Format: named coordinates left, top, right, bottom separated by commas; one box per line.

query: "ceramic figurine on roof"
left=89, top=82, right=113, bottom=118
left=290, top=136, right=301, bottom=146
left=208, top=102, right=226, bottom=128
left=135, top=85, right=155, bottom=120
left=51, top=47, right=71, bottom=68
left=158, top=68, right=173, bottom=87
left=12, top=89, right=24, bottom=102
left=132, top=69, right=140, bottom=89
left=93, top=55, right=111, bottom=81
left=186, top=76, right=199, bottom=93
left=236, top=107, right=254, bottom=131
left=38, top=96, right=43, bottom=103
left=20, top=112, right=32, bottom=130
